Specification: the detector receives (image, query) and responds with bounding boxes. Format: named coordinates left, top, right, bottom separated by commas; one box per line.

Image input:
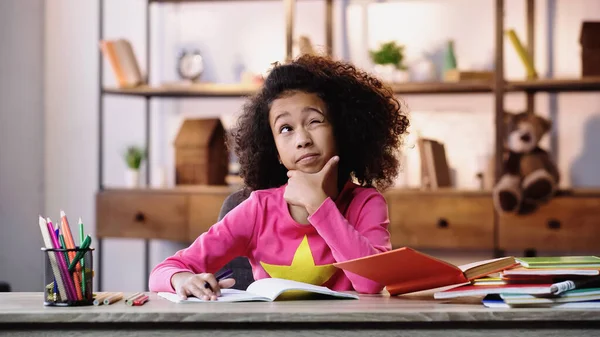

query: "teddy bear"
left=492, top=111, right=560, bottom=215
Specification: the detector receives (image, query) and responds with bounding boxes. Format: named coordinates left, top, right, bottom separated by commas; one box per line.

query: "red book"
left=333, top=247, right=518, bottom=295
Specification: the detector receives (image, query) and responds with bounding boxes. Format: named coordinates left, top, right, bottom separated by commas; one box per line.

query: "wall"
left=43, top=0, right=600, bottom=291
left=44, top=0, right=99, bottom=289
left=0, top=0, right=45, bottom=291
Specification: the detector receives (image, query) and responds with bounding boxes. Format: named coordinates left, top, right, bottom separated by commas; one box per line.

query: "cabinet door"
left=499, top=196, right=600, bottom=252
left=386, top=192, right=494, bottom=250
left=188, top=194, right=229, bottom=240
left=96, top=190, right=189, bottom=242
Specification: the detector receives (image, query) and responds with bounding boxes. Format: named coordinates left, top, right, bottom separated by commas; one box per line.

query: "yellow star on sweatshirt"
left=260, top=235, right=337, bottom=286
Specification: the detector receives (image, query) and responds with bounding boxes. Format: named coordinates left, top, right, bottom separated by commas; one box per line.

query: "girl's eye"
left=310, top=119, right=322, bottom=124
left=280, top=125, right=291, bottom=133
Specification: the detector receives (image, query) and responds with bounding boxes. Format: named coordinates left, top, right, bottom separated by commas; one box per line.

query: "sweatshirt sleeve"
left=307, top=191, right=391, bottom=294
left=148, top=192, right=259, bottom=293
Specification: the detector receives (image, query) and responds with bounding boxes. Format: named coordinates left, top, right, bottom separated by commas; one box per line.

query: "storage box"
left=580, top=21, right=600, bottom=77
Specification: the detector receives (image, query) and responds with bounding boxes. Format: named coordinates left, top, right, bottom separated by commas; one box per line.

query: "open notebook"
left=158, top=278, right=359, bottom=303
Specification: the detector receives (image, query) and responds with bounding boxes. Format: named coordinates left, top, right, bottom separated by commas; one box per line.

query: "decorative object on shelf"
left=369, top=41, right=409, bottom=83
left=443, top=40, right=458, bottom=74
left=298, top=35, right=317, bottom=56
left=123, top=146, right=145, bottom=188
left=174, top=118, right=228, bottom=185
left=492, top=112, right=559, bottom=215
left=506, top=29, right=538, bottom=79
left=416, top=138, right=452, bottom=190
left=579, top=21, right=600, bottom=77
left=99, top=39, right=144, bottom=88
left=177, top=49, right=204, bottom=82
left=411, top=55, right=437, bottom=82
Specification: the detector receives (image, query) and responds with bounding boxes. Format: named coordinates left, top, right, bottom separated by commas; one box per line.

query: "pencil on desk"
left=104, top=292, right=124, bottom=305
left=132, top=294, right=149, bottom=306
left=93, top=292, right=112, bottom=306
left=125, top=292, right=144, bottom=306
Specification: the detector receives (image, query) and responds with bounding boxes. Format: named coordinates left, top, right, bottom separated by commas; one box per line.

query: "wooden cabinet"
left=96, top=186, right=232, bottom=242
left=188, top=194, right=232, bottom=238
left=384, top=190, right=494, bottom=250
left=96, top=187, right=600, bottom=253
left=498, top=192, right=600, bottom=253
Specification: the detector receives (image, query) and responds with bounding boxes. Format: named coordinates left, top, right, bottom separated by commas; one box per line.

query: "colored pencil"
left=60, top=210, right=83, bottom=300
left=38, top=216, right=68, bottom=302
left=133, top=294, right=149, bottom=306
left=125, top=292, right=144, bottom=306
left=104, top=292, right=124, bottom=305
left=79, top=217, right=86, bottom=296
left=93, top=292, right=112, bottom=306
left=47, top=217, right=77, bottom=302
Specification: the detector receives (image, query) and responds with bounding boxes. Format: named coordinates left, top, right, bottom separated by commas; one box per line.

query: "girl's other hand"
left=171, top=272, right=236, bottom=301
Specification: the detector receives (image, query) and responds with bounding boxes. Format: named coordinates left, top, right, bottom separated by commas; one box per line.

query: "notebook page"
left=246, top=278, right=358, bottom=301
left=158, top=289, right=270, bottom=303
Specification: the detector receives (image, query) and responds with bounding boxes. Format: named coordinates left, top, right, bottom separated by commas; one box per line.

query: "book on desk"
left=333, top=247, right=518, bottom=296
left=158, top=278, right=358, bottom=303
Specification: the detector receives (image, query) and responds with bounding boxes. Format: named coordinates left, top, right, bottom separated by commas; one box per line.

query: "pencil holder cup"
left=42, top=247, right=94, bottom=306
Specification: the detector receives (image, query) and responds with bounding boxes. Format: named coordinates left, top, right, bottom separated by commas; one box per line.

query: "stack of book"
left=432, top=256, right=600, bottom=308
left=333, top=248, right=600, bottom=308
left=445, top=256, right=600, bottom=308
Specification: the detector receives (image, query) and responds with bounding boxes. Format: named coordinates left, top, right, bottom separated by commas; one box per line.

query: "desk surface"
left=1, top=292, right=600, bottom=324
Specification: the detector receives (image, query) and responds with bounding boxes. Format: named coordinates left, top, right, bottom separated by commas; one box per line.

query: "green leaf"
left=124, top=146, right=145, bottom=169
left=369, top=41, right=406, bottom=69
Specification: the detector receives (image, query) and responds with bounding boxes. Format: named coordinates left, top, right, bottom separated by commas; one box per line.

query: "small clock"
left=177, top=50, right=204, bottom=81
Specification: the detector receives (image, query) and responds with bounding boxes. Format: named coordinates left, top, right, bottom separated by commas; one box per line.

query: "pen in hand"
left=204, top=268, right=234, bottom=292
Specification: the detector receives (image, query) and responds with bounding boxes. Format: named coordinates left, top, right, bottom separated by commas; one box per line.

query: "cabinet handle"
left=547, top=219, right=561, bottom=230
left=134, top=212, right=146, bottom=222
left=437, top=218, right=449, bottom=229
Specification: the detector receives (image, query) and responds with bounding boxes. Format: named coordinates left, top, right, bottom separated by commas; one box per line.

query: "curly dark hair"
left=230, top=54, right=409, bottom=192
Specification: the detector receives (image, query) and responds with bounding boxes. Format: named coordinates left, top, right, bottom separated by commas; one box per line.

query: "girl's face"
left=268, top=91, right=337, bottom=174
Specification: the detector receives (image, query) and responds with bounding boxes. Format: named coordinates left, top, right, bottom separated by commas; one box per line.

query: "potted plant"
left=124, top=145, right=145, bottom=188
left=369, top=41, right=409, bottom=83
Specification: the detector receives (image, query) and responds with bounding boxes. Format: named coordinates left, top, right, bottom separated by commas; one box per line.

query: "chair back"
left=216, top=188, right=254, bottom=290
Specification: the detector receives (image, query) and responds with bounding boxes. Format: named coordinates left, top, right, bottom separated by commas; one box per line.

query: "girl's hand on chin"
left=284, top=156, right=339, bottom=214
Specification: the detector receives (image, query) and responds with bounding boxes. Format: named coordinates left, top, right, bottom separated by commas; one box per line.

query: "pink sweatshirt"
left=148, top=180, right=392, bottom=294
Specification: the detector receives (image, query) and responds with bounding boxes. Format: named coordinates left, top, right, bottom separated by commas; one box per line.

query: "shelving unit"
left=97, top=0, right=600, bottom=291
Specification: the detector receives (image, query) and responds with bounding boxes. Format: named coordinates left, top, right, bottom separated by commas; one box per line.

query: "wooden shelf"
left=102, top=77, right=600, bottom=98
left=507, top=77, right=600, bottom=92
left=388, top=81, right=492, bottom=94
left=103, top=81, right=495, bottom=98
left=99, top=185, right=236, bottom=194
left=150, top=0, right=280, bottom=3
left=103, top=83, right=259, bottom=98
